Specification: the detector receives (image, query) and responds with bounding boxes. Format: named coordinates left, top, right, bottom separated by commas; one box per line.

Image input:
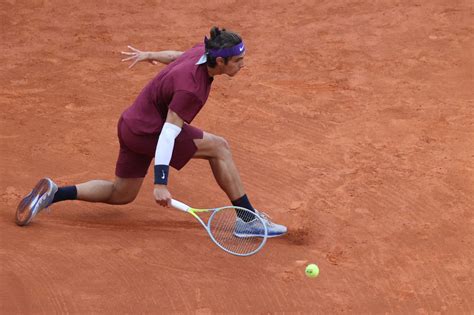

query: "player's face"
left=224, top=53, right=245, bottom=77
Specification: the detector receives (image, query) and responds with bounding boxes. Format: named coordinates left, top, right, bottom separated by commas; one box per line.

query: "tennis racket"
left=170, top=199, right=268, bottom=256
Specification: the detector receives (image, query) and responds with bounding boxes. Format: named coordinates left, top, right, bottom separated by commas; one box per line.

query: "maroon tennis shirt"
left=122, top=43, right=213, bottom=135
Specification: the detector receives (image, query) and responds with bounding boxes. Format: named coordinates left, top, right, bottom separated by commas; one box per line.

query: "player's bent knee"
left=115, top=196, right=136, bottom=205
left=194, top=133, right=232, bottom=160
left=107, top=177, right=143, bottom=205
left=107, top=192, right=137, bottom=205
left=214, top=136, right=231, bottom=156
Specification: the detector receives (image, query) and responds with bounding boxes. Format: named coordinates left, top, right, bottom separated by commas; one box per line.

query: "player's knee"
left=214, top=136, right=231, bottom=157
left=107, top=185, right=139, bottom=205
left=116, top=194, right=137, bottom=205
left=106, top=194, right=136, bottom=205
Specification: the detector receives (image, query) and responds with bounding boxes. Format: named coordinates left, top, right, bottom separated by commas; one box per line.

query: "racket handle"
left=170, top=199, right=191, bottom=212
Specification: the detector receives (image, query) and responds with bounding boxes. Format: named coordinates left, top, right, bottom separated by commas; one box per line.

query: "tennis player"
left=15, top=27, right=287, bottom=237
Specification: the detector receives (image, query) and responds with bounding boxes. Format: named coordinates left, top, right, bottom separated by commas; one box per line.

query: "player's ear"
left=215, top=57, right=225, bottom=66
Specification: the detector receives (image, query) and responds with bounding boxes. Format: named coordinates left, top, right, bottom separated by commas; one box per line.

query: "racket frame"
left=170, top=199, right=268, bottom=256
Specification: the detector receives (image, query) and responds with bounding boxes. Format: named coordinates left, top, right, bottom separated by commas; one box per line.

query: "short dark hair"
left=205, top=26, right=242, bottom=68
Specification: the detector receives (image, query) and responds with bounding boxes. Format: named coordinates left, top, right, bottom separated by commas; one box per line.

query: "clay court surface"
left=1, top=0, right=473, bottom=313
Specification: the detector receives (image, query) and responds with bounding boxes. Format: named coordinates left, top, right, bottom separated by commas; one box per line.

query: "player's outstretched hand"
left=121, top=45, right=158, bottom=68
left=154, top=185, right=172, bottom=207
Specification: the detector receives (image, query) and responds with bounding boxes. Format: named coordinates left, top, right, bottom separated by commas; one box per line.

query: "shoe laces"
left=256, top=210, right=274, bottom=226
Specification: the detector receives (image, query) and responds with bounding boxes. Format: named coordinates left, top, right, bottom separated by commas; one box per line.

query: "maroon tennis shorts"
left=115, top=117, right=203, bottom=178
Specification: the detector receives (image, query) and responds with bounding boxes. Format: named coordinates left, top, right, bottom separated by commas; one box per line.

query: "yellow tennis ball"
left=305, top=264, right=319, bottom=278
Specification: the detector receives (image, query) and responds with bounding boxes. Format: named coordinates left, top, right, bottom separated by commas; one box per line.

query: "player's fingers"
left=129, top=59, right=139, bottom=68
left=154, top=199, right=167, bottom=207
left=127, top=45, right=140, bottom=52
left=121, top=56, right=136, bottom=62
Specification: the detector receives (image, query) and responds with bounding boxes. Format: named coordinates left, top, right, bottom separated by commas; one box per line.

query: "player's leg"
left=190, top=131, right=287, bottom=237
left=74, top=117, right=153, bottom=205
left=75, top=177, right=144, bottom=205
left=80, top=115, right=154, bottom=205
left=192, top=132, right=244, bottom=201
left=16, top=117, right=152, bottom=226
left=15, top=176, right=144, bottom=226
left=55, top=116, right=152, bottom=206
left=168, top=125, right=246, bottom=202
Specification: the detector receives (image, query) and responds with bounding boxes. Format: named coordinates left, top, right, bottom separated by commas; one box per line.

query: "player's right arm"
left=121, top=45, right=183, bottom=68
left=153, top=110, right=184, bottom=207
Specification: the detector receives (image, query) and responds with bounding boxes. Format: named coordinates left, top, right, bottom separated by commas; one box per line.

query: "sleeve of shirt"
left=168, top=90, right=204, bottom=124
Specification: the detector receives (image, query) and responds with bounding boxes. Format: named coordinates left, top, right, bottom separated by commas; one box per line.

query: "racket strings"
left=209, top=207, right=266, bottom=255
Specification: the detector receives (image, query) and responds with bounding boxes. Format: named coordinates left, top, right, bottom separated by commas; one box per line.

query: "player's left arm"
left=121, top=45, right=183, bottom=68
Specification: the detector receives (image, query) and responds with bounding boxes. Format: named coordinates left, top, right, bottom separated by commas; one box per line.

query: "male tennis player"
left=15, top=27, right=287, bottom=237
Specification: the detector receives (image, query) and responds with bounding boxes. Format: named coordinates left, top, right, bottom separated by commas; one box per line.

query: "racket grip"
left=170, top=199, right=191, bottom=212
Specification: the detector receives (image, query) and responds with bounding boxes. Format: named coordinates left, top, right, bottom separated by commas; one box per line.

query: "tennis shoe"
left=16, top=178, right=58, bottom=226
left=234, top=211, right=287, bottom=238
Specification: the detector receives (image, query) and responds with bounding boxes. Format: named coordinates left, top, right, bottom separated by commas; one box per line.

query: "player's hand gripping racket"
left=170, top=199, right=268, bottom=256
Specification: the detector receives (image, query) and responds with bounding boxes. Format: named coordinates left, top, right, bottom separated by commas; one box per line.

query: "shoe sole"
left=234, top=231, right=287, bottom=238
left=16, top=178, right=57, bottom=226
